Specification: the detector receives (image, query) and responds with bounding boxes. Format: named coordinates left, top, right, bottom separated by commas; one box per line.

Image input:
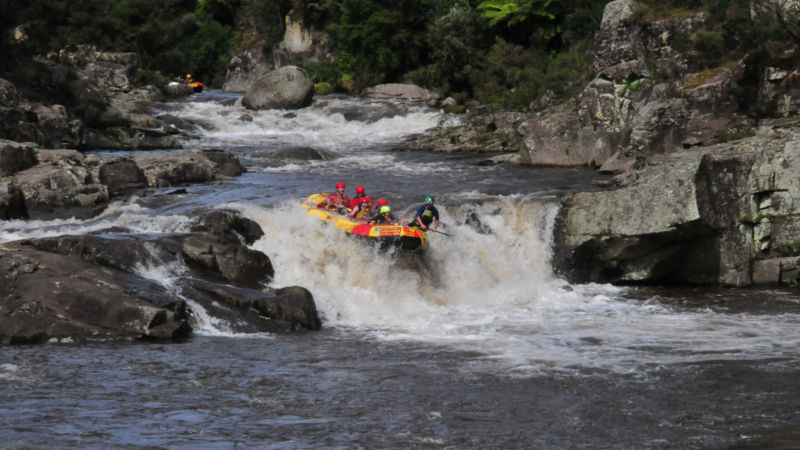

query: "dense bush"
left=9, top=0, right=793, bottom=111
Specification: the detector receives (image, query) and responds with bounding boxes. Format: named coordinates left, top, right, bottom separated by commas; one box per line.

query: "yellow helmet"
left=186, top=74, right=192, bottom=78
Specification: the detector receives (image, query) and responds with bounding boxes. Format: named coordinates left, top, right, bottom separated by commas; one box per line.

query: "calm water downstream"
left=1, top=92, right=799, bottom=448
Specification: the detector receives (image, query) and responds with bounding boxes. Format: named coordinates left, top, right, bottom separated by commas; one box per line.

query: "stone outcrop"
left=0, top=209, right=322, bottom=343
left=224, top=7, right=332, bottom=93
left=553, top=125, right=800, bottom=287
left=0, top=142, right=244, bottom=220
left=132, top=149, right=244, bottom=188
left=242, top=65, right=314, bottom=110
left=224, top=41, right=274, bottom=94
left=0, top=46, right=190, bottom=150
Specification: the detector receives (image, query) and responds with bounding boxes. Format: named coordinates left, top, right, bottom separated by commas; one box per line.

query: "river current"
left=1, top=92, right=799, bottom=448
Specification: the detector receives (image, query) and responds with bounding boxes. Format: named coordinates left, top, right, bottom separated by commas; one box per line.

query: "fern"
left=477, top=0, right=556, bottom=28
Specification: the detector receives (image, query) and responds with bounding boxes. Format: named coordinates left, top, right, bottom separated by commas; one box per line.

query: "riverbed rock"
left=0, top=208, right=321, bottom=342
left=12, top=162, right=110, bottom=220
left=132, top=149, right=244, bottom=187
left=0, top=145, right=244, bottom=220
left=362, top=83, right=435, bottom=101
left=165, top=82, right=193, bottom=97
left=0, top=78, right=20, bottom=107
left=0, top=242, right=192, bottom=344
left=553, top=129, right=800, bottom=286
left=242, top=66, right=314, bottom=110
left=0, top=182, right=26, bottom=219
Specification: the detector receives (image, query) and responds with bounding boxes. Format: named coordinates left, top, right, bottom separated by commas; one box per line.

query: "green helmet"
left=425, top=195, right=435, bottom=205
left=380, top=205, right=391, bottom=214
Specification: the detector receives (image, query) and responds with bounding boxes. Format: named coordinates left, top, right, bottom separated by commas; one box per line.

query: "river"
left=1, top=92, right=799, bottom=448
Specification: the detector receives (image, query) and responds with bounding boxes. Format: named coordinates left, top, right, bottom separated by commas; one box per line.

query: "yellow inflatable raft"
left=301, top=193, right=428, bottom=252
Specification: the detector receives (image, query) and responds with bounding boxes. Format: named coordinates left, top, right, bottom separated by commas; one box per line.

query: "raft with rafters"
left=301, top=193, right=428, bottom=252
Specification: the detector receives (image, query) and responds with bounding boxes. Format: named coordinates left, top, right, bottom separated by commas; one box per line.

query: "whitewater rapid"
left=4, top=92, right=799, bottom=377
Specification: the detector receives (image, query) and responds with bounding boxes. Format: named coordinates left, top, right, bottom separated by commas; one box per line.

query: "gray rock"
left=132, top=149, right=244, bottom=187
left=0, top=242, right=192, bottom=344
left=553, top=131, right=800, bottom=286
left=242, top=66, right=314, bottom=110
left=0, top=78, right=19, bottom=107
left=0, top=140, right=37, bottom=177
left=165, top=82, right=194, bottom=97
left=362, top=83, right=435, bottom=101
left=224, top=41, right=273, bottom=93
left=0, top=181, right=27, bottom=219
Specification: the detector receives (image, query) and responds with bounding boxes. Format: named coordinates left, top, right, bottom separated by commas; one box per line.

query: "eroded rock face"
left=553, top=129, right=800, bottom=286
left=224, top=41, right=273, bottom=94
left=242, top=66, right=314, bottom=110
left=132, top=149, right=244, bottom=188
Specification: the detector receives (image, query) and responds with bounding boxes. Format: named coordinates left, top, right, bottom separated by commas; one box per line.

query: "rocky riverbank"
left=398, top=0, right=800, bottom=287
left=1, top=142, right=322, bottom=343
left=0, top=46, right=206, bottom=151
left=1, top=209, right=321, bottom=344
left=553, top=121, right=800, bottom=287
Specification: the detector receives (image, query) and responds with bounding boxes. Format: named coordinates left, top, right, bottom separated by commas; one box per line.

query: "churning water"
left=2, top=92, right=799, bottom=448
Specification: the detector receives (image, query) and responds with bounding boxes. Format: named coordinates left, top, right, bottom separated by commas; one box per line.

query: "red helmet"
left=356, top=185, right=365, bottom=194
left=336, top=182, right=345, bottom=189
left=376, top=198, right=388, bottom=206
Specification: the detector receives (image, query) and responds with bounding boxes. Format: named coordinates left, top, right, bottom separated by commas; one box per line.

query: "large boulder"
left=12, top=162, right=110, bottom=220
left=132, top=149, right=244, bottom=187
left=242, top=66, right=314, bottom=110
left=0, top=242, right=192, bottom=344
left=553, top=128, right=800, bottom=286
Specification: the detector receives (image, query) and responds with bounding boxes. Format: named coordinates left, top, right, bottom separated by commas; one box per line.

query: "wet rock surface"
left=553, top=127, right=800, bottom=287
left=0, top=209, right=321, bottom=344
left=0, top=142, right=244, bottom=220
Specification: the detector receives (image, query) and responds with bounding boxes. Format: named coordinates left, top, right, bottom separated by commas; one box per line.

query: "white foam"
left=0, top=197, right=193, bottom=244
left=232, top=199, right=800, bottom=375
left=164, top=95, right=453, bottom=152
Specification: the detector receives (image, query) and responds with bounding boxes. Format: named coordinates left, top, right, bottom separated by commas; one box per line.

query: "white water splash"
left=229, top=199, right=800, bottom=375
left=171, top=95, right=452, bottom=152
left=0, top=197, right=193, bottom=244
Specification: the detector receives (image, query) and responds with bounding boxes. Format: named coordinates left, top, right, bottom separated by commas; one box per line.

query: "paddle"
left=432, top=229, right=452, bottom=237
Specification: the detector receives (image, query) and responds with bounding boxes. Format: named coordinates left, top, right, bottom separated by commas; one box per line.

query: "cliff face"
left=548, top=2, right=800, bottom=287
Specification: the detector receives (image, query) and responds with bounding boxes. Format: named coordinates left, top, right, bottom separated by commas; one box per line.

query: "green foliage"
left=468, top=38, right=592, bottom=109
left=477, top=0, right=555, bottom=27
left=469, top=39, right=546, bottom=109
left=407, top=3, right=489, bottom=94
left=322, top=0, right=459, bottom=91
left=1, top=0, right=243, bottom=87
